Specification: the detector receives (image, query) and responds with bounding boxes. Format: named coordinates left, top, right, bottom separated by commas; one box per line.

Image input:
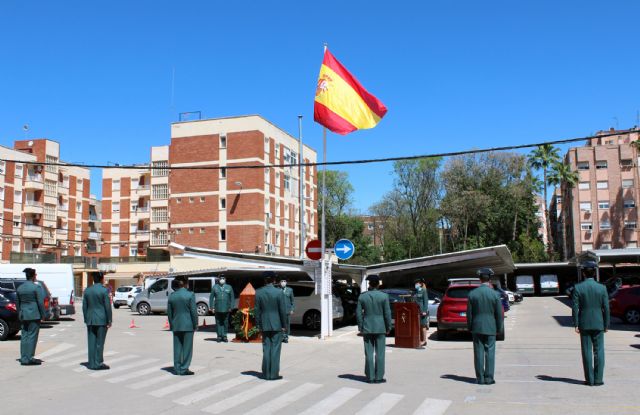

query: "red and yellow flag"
left=314, top=49, right=387, bottom=135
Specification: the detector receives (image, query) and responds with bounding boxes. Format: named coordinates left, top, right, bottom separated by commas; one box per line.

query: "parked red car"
left=609, top=285, right=640, bottom=324
left=437, top=278, right=505, bottom=341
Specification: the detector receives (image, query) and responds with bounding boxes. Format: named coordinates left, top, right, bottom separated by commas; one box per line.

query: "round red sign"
left=305, top=239, right=322, bottom=260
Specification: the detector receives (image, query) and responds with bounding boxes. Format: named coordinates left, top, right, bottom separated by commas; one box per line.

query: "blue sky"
left=1, top=1, right=639, bottom=211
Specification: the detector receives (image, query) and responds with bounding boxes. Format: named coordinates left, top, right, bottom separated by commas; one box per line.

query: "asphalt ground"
left=1, top=296, right=639, bottom=415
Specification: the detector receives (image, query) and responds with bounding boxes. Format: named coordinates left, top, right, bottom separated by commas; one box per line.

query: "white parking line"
left=354, top=393, right=404, bottom=415
left=201, top=379, right=289, bottom=414
left=90, top=358, right=159, bottom=378
left=149, top=370, right=228, bottom=397
left=244, top=383, right=322, bottom=415
left=72, top=354, right=137, bottom=372
left=107, top=362, right=173, bottom=383
left=298, top=387, right=362, bottom=415
left=174, top=375, right=253, bottom=405
left=35, top=343, right=75, bottom=359
left=60, top=351, right=118, bottom=368
left=128, top=365, right=205, bottom=390
left=46, top=350, right=86, bottom=364
left=412, top=398, right=452, bottom=415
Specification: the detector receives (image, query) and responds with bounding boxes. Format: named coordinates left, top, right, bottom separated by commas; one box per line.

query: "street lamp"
left=234, top=181, right=243, bottom=191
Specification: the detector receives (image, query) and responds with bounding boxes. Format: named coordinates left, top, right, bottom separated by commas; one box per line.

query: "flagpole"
left=298, top=115, right=305, bottom=259
left=320, top=125, right=328, bottom=340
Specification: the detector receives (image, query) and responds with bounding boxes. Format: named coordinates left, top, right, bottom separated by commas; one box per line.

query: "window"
left=152, top=184, right=168, bottom=199
left=220, top=134, right=227, bottom=149
left=621, top=159, right=633, bottom=168
left=76, top=202, right=82, bottom=212
left=151, top=231, right=168, bottom=246
left=581, top=223, right=593, bottom=231
left=624, top=200, right=636, bottom=208
left=112, top=224, right=120, bottom=234
left=220, top=229, right=226, bottom=241
left=112, top=202, right=120, bottom=213
left=190, top=279, right=213, bottom=294
left=0, top=187, right=4, bottom=200
left=12, top=241, right=20, bottom=252
left=14, top=190, right=22, bottom=203
left=131, top=201, right=138, bottom=211
left=13, top=215, right=20, bottom=228
left=15, top=164, right=23, bottom=177
left=578, top=182, right=590, bottom=190
left=44, top=180, right=56, bottom=197
left=130, top=246, right=138, bottom=257
left=175, top=229, right=181, bottom=235
left=189, top=228, right=194, bottom=234
left=176, top=197, right=181, bottom=204
left=44, top=204, right=56, bottom=221
left=275, top=145, right=279, bottom=159
left=556, top=196, right=562, bottom=204
left=600, top=220, right=611, bottom=230
left=152, top=207, right=168, bottom=222
left=625, top=221, right=637, bottom=229
left=152, top=160, right=169, bottom=177
left=598, top=201, right=610, bottom=209
left=220, top=168, right=226, bottom=179
left=220, top=198, right=226, bottom=209
left=200, top=196, right=205, bottom=202
left=130, top=223, right=138, bottom=233
left=579, top=202, right=591, bottom=211
left=77, top=178, right=83, bottom=186
left=284, top=174, right=290, bottom=191
left=623, top=179, right=634, bottom=189
left=577, top=161, right=589, bottom=170
left=595, top=160, right=608, bottom=169
left=189, top=197, right=194, bottom=204
left=200, top=228, right=205, bottom=234
left=45, top=155, right=58, bottom=173
left=582, top=243, right=593, bottom=251
left=111, top=246, right=120, bottom=257
left=265, top=167, right=270, bottom=184
left=627, top=241, right=638, bottom=248
left=596, top=181, right=608, bottom=189
left=131, top=178, right=139, bottom=190
left=112, top=180, right=121, bottom=191
left=599, top=243, right=611, bottom=249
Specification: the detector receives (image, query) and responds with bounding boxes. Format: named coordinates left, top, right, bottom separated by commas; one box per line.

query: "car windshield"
left=117, top=287, right=131, bottom=292
left=446, top=287, right=475, bottom=299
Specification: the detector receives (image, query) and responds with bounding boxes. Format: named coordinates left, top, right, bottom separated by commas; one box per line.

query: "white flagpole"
left=320, top=125, right=328, bottom=339
left=298, top=115, right=305, bottom=259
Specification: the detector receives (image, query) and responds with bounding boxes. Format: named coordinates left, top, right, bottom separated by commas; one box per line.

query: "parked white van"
left=516, top=275, right=535, bottom=296
left=288, top=281, right=344, bottom=330
left=540, top=274, right=559, bottom=295
left=0, top=263, right=76, bottom=316
left=132, top=275, right=217, bottom=316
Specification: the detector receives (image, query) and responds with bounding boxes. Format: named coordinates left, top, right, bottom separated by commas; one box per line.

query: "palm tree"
left=548, top=162, right=580, bottom=260
left=528, top=144, right=560, bottom=259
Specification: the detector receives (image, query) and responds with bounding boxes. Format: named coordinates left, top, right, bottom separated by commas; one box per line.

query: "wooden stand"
left=394, top=302, right=421, bottom=348
left=232, top=283, right=262, bottom=343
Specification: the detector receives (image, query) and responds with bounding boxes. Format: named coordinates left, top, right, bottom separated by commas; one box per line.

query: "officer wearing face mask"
left=280, top=278, right=295, bottom=343
left=210, top=274, right=235, bottom=342
left=414, top=278, right=429, bottom=347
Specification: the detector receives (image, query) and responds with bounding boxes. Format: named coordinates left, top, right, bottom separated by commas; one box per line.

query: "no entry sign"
left=305, top=239, right=322, bottom=260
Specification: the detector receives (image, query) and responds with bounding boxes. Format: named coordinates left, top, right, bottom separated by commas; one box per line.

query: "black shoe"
left=183, top=370, right=195, bottom=376
left=374, top=379, right=387, bottom=384
left=223, top=338, right=229, bottom=343
left=21, top=360, right=41, bottom=366
left=485, top=380, right=496, bottom=385
left=32, top=358, right=43, bottom=364
left=593, top=382, right=604, bottom=386
left=283, top=339, right=289, bottom=343
left=97, top=364, right=110, bottom=370
left=583, top=381, right=593, bottom=386
left=269, top=375, right=283, bottom=380
left=366, top=379, right=375, bottom=384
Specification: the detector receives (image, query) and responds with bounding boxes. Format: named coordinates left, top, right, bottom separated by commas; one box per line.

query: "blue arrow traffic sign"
left=334, top=239, right=355, bottom=260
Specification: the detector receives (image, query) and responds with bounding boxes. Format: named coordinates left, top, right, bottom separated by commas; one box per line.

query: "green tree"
left=528, top=144, right=560, bottom=259
left=548, top=162, right=580, bottom=260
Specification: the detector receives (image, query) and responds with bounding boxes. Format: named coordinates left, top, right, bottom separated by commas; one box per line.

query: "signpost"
left=334, top=239, right=355, bottom=260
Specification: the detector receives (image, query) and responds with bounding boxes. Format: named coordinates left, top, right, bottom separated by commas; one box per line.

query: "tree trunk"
left=543, top=169, right=554, bottom=260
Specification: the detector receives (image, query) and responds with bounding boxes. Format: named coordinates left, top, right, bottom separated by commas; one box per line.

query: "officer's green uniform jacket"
left=82, top=283, right=112, bottom=326
left=283, top=286, right=295, bottom=313
left=16, top=280, right=45, bottom=321
left=255, top=284, right=287, bottom=380
left=415, top=288, right=429, bottom=326
left=168, top=287, right=198, bottom=332
left=210, top=283, right=234, bottom=313
left=572, top=278, right=610, bottom=331
left=467, top=284, right=503, bottom=335
left=356, top=290, right=392, bottom=334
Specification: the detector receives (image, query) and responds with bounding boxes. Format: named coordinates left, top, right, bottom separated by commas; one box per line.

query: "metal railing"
left=10, top=252, right=56, bottom=263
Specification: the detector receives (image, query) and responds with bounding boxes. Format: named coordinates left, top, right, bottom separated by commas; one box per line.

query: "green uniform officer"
left=168, top=275, right=198, bottom=376
left=255, top=271, right=287, bottom=380
left=572, top=261, right=609, bottom=386
left=280, top=278, right=294, bottom=343
left=83, top=273, right=113, bottom=370
left=467, top=267, right=504, bottom=385
left=210, top=274, right=234, bottom=342
left=414, top=278, right=429, bottom=347
left=16, top=267, right=45, bottom=366
left=356, top=275, right=392, bottom=384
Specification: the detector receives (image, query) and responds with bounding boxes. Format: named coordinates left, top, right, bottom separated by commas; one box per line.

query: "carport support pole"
left=320, top=125, right=330, bottom=340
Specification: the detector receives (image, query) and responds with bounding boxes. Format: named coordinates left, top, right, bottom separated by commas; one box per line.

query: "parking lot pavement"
left=1, top=298, right=639, bottom=415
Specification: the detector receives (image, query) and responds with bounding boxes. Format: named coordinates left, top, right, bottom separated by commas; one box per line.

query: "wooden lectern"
left=394, top=302, right=421, bottom=348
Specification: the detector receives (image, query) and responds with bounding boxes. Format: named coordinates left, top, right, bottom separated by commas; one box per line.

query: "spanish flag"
left=314, top=49, right=387, bottom=135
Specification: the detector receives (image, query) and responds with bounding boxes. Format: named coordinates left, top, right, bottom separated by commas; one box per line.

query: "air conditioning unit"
left=265, top=243, right=276, bottom=254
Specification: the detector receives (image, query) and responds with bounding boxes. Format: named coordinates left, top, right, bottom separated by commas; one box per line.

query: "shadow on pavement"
left=161, top=366, right=176, bottom=374
left=241, top=370, right=262, bottom=379
left=554, top=296, right=572, bottom=308
left=441, top=374, right=477, bottom=384
left=536, top=375, right=585, bottom=385
left=552, top=316, right=574, bottom=327
left=338, top=374, right=370, bottom=383
left=630, top=344, right=640, bottom=350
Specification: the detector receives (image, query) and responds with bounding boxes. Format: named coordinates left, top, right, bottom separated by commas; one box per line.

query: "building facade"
left=560, top=128, right=640, bottom=258
left=0, top=139, right=94, bottom=262
left=102, top=115, right=318, bottom=259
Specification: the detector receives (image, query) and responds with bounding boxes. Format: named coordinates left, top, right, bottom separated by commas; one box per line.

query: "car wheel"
left=624, top=308, right=640, bottom=324
left=114, top=304, right=120, bottom=309
left=0, top=319, right=8, bottom=341
left=303, top=310, right=321, bottom=330
left=196, top=302, right=209, bottom=317
left=437, top=328, right=448, bottom=341
left=137, top=302, right=151, bottom=316
left=497, top=330, right=505, bottom=341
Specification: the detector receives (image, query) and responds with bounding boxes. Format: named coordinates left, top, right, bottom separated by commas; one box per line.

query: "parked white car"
left=127, top=286, right=143, bottom=308
left=288, top=281, right=344, bottom=330
left=114, top=286, right=141, bottom=309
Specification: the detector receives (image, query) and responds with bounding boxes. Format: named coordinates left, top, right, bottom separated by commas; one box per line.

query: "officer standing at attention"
left=83, top=272, right=113, bottom=370
left=356, top=275, right=391, bottom=383
left=572, top=261, right=609, bottom=386
left=414, top=278, right=429, bottom=347
left=16, top=267, right=45, bottom=366
left=210, top=274, right=234, bottom=342
left=467, top=267, right=504, bottom=385
left=254, top=271, right=287, bottom=380
left=168, top=275, right=198, bottom=376
left=280, top=277, right=295, bottom=343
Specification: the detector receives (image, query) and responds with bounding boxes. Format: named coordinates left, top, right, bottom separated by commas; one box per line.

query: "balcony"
left=24, top=175, right=44, bottom=190
left=10, top=252, right=56, bottom=264
left=24, top=200, right=43, bottom=214
left=58, top=203, right=69, bottom=212
left=23, top=224, right=42, bottom=239
left=89, top=214, right=98, bottom=222
left=134, top=185, right=150, bottom=195
left=135, top=232, right=150, bottom=242
left=88, top=231, right=100, bottom=240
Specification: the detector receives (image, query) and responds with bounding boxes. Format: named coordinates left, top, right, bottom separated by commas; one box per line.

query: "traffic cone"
left=129, top=319, right=139, bottom=329
left=163, top=319, right=170, bottom=330
left=199, top=318, right=207, bottom=330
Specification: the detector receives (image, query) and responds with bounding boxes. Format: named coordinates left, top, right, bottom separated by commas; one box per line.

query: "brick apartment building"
left=360, top=215, right=385, bottom=248
left=555, top=128, right=640, bottom=258
left=0, top=139, right=96, bottom=262
left=102, top=115, right=318, bottom=258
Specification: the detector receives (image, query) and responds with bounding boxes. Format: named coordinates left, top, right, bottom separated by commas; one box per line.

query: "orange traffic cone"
left=199, top=318, right=207, bottom=330
left=129, top=319, right=139, bottom=329
left=163, top=319, right=170, bottom=330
